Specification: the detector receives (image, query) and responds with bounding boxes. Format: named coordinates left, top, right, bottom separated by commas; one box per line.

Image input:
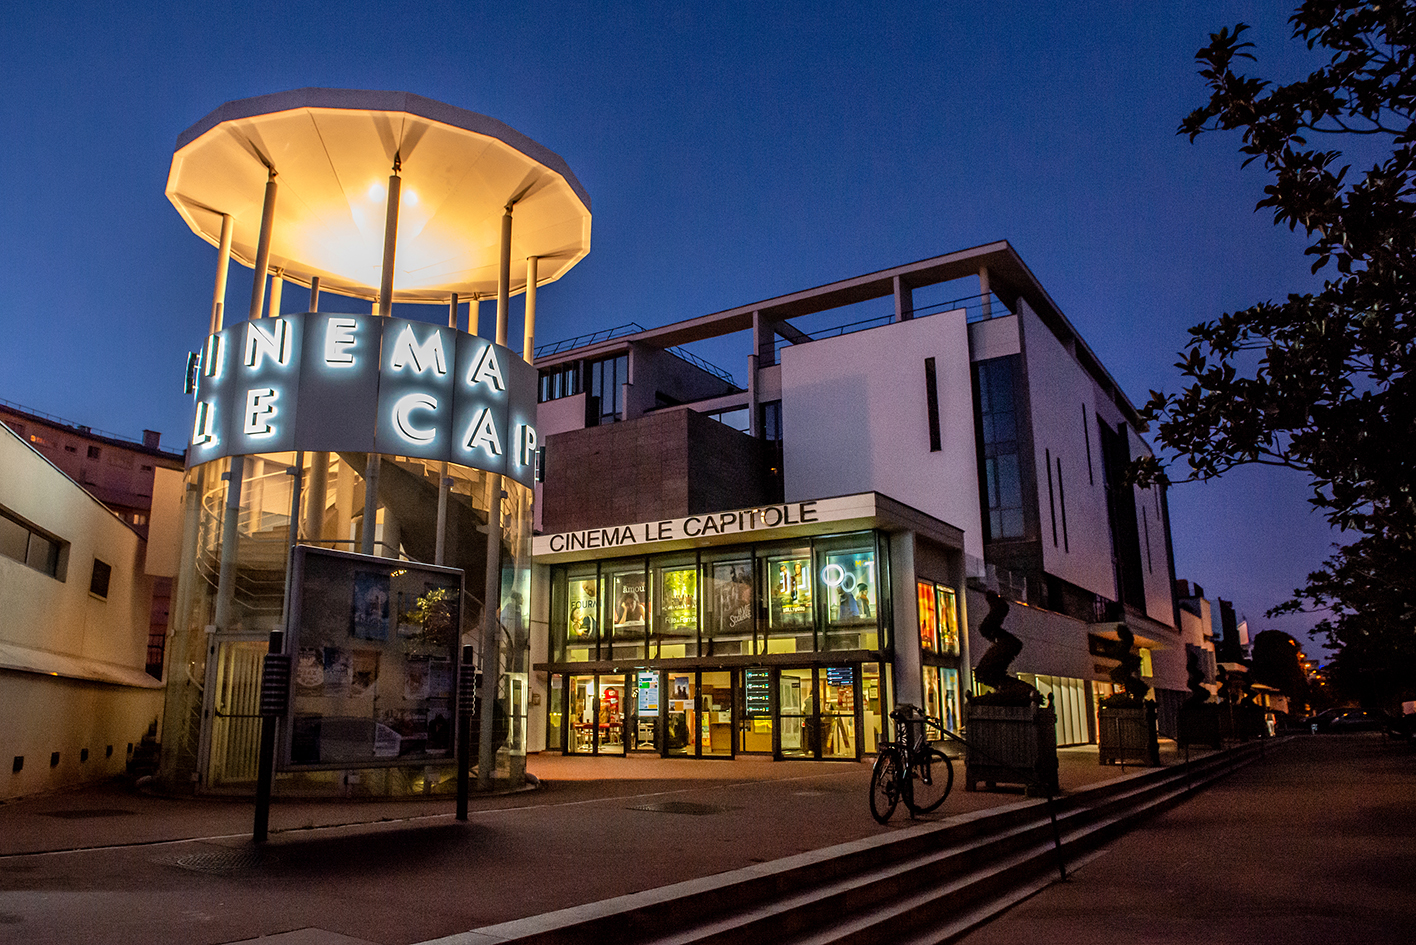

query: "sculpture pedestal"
left=964, top=703, right=1059, bottom=796
left=1098, top=703, right=1160, bottom=766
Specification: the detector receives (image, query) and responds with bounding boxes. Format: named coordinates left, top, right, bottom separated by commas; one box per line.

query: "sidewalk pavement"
left=0, top=737, right=1350, bottom=945
left=959, top=734, right=1416, bottom=945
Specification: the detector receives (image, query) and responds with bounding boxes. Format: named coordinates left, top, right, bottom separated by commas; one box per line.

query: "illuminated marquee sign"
left=188, top=312, right=538, bottom=488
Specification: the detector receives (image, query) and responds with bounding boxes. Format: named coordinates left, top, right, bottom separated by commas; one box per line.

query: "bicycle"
left=869, top=703, right=954, bottom=824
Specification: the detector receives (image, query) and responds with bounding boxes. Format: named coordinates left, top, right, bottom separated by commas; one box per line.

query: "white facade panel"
left=779, top=311, right=984, bottom=561
left=1017, top=306, right=1117, bottom=600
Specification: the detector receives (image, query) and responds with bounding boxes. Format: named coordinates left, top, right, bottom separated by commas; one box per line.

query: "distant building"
left=0, top=419, right=180, bottom=799
left=0, top=399, right=185, bottom=677
left=530, top=242, right=1184, bottom=759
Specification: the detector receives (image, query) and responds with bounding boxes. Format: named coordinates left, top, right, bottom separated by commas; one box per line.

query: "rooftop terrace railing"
left=533, top=323, right=738, bottom=387
left=772, top=291, right=1013, bottom=362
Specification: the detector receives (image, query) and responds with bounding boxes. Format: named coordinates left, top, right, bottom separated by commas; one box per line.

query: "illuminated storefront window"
left=917, top=580, right=960, bottom=656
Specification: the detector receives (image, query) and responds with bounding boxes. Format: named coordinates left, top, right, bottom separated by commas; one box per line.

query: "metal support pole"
left=522, top=256, right=538, bottom=362
left=212, top=456, right=246, bottom=633
left=978, top=266, right=992, bottom=319
left=308, top=276, right=320, bottom=312
left=435, top=464, right=451, bottom=566
left=378, top=162, right=401, bottom=317
left=248, top=170, right=278, bottom=323
left=253, top=628, right=285, bottom=843
left=457, top=644, right=475, bottom=820
left=468, top=294, right=480, bottom=336
left=304, top=453, right=329, bottom=541
left=496, top=206, right=512, bottom=346
left=448, top=293, right=459, bottom=330
left=267, top=269, right=284, bottom=320
left=210, top=213, right=234, bottom=334
left=361, top=454, right=381, bottom=556
left=477, top=481, right=504, bottom=790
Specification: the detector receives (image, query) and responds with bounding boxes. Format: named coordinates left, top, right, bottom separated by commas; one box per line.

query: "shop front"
left=531, top=493, right=969, bottom=761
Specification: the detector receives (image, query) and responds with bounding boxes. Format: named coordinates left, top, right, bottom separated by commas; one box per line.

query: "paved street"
left=1, top=737, right=1406, bottom=944
left=961, top=734, right=1416, bottom=945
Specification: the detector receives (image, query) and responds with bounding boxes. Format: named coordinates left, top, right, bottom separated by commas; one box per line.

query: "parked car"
left=1323, top=709, right=1382, bottom=733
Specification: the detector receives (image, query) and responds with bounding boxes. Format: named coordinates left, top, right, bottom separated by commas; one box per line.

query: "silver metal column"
left=468, top=293, right=480, bottom=336
left=308, top=276, right=320, bottom=312
left=304, top=453, right=329, bottom=541
left=522, top=256, right=538, bottom=361
left=448, top=293, right=459, bottom=330
left=379, top=163, right=402, bottom=317
left=213, top=457, right=246, bottom=633
left=477, top=482, right=504, bottom=790
left=210, top=213, right=234, bottom=333
left=361, top=454, right=381, bottom=555
left=267, top=269, right=284, bottom=320
left=248, top=170, right=278, bottom=323
left=496, top=206, right=512, bottom=346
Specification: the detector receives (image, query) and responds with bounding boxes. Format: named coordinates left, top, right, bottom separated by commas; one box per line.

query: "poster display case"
left=282, top=546, right=463, bottom=771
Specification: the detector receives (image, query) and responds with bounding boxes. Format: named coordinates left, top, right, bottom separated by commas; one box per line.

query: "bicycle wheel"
left=869, top=747, right=904, bottom=824
left=905, top=747, right=953, bottom=814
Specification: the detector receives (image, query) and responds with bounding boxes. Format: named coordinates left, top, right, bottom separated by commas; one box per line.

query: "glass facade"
left=161, top=450, right=533, bottom=795
left=546, top=530, right=891, bottom=760
left=550, top=531, right=890, bottom=664
left=975, top=356, right=1025, bottom=540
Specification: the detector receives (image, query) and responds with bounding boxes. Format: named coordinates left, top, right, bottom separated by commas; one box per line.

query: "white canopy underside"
left=167, top=91, right=592, bottom=304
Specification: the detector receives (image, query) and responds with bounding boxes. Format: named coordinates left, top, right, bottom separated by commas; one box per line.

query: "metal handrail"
left=533, top=322, right=646, bottom=358
left=773, top=292, right=1014, bottom=361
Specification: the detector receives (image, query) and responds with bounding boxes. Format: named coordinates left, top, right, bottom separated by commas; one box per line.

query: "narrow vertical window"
left=924, top=358, right=941, bottom=452
left=1143, top=504, right=1154, bottom=573
left=1045, top=448, right=1058, bottom=547
left=1057, top=456, right=1069, bottom=552
left=1082, top=404, right=1094, bottom=485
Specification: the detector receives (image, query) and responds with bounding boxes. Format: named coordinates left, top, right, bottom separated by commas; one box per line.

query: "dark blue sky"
left=0, top=2, right=1336, bottom=647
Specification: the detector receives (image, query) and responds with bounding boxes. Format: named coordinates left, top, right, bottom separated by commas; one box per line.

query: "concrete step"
left=440, top=740, right=1273, bottom=945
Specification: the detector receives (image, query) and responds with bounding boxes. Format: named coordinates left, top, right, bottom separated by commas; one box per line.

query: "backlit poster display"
left=282, top=546, right=463, bottom=770
left=767, top=554, right=812, bottom=630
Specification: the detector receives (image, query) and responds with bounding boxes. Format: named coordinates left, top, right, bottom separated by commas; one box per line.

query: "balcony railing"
left=772, top=291, right=1013, bottom=362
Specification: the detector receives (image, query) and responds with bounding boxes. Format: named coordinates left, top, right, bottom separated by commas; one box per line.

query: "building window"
left=0, top=507, right=63, bottom=578
left=758, top=401, right=782, bottom=441
left=89, top=558, right=112, bottom=599
left=917, top=582, right=960, bottom=656
left=88, top=445, right=101, bottom=460
left=538, top=363, right=581, bottom=403
left=975, top=357, right=1024, bottom=539
left=702, top=406, right=749, bottom=432
left=65, top=445, right=78, bottom=453
left=588, top=354, right=628, bottom=425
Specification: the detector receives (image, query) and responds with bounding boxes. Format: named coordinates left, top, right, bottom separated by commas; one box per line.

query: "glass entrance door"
left=628, top=669, right=661, bottom=752
left=778, top=668, right=815, bottom=758
left=819, top=666, right=858, bottom=759
left=699, top=671, right=733, bottom=757
left=664, top=671, right=696, bottom=756
left=738, top=667, right=774, bottom=753
left=567, top=674, right=626, bottom=755
left=568, top=674, right=597, bottom=754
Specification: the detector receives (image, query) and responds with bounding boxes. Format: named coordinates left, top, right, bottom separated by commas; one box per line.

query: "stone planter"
left=1177, top=703, right=1223, bottom=750
left=964, top=703, right=1059, bottom=796
left=1098, top=703, right=1160, bottom=766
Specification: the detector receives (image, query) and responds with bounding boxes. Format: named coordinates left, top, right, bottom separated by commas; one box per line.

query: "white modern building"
left=527, top=242, right=1184, bottom=760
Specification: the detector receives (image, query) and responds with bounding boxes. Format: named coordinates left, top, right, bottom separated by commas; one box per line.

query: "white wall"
left=780, top=311, right=984, bottom=561
left=1017, top=304, right=1117, bottom=601
left=1, top=423, right=163, bottom=800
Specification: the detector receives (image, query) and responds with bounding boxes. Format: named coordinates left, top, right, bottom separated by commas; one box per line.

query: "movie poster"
left=351, top=571, right=390, bottom=641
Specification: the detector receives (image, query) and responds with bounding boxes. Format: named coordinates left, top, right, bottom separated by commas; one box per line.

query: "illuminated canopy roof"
left=167, top=89, right=592, bottom=304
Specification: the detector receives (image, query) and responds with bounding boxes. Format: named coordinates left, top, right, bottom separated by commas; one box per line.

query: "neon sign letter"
left=392, top=393, right=439, bottom=445
left=192, top=401, right=217, bottom=447
left=467, top=344, right=505, bottom=391
left=245, top=319, right=292, bottom=369
left=324, top=318, right=359, bottom=366
left=243, top=387, right=279, bottom=436
left=518, top=424, right=537, bottom=466
left=463, top=408, right=502, bottom=456
left=390, top=325, right=447, bottom=375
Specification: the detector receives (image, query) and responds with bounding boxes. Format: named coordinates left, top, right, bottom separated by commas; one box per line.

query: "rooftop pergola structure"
left=167, top=88, right=592, bottom=358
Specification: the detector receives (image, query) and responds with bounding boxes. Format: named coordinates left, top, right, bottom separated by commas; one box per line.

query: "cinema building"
left=527, top=242, right=1185, bottom=760
left=158, top=90, right=583, bottom=793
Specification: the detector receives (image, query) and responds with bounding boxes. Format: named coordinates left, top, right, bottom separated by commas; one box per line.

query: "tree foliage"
left=1136, top=1, right=1416, bottom=703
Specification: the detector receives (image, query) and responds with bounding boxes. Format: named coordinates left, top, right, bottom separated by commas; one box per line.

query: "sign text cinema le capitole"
left=187, top=312, right=539, bottom=488
left=546, top=501, right=822, bottom=553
